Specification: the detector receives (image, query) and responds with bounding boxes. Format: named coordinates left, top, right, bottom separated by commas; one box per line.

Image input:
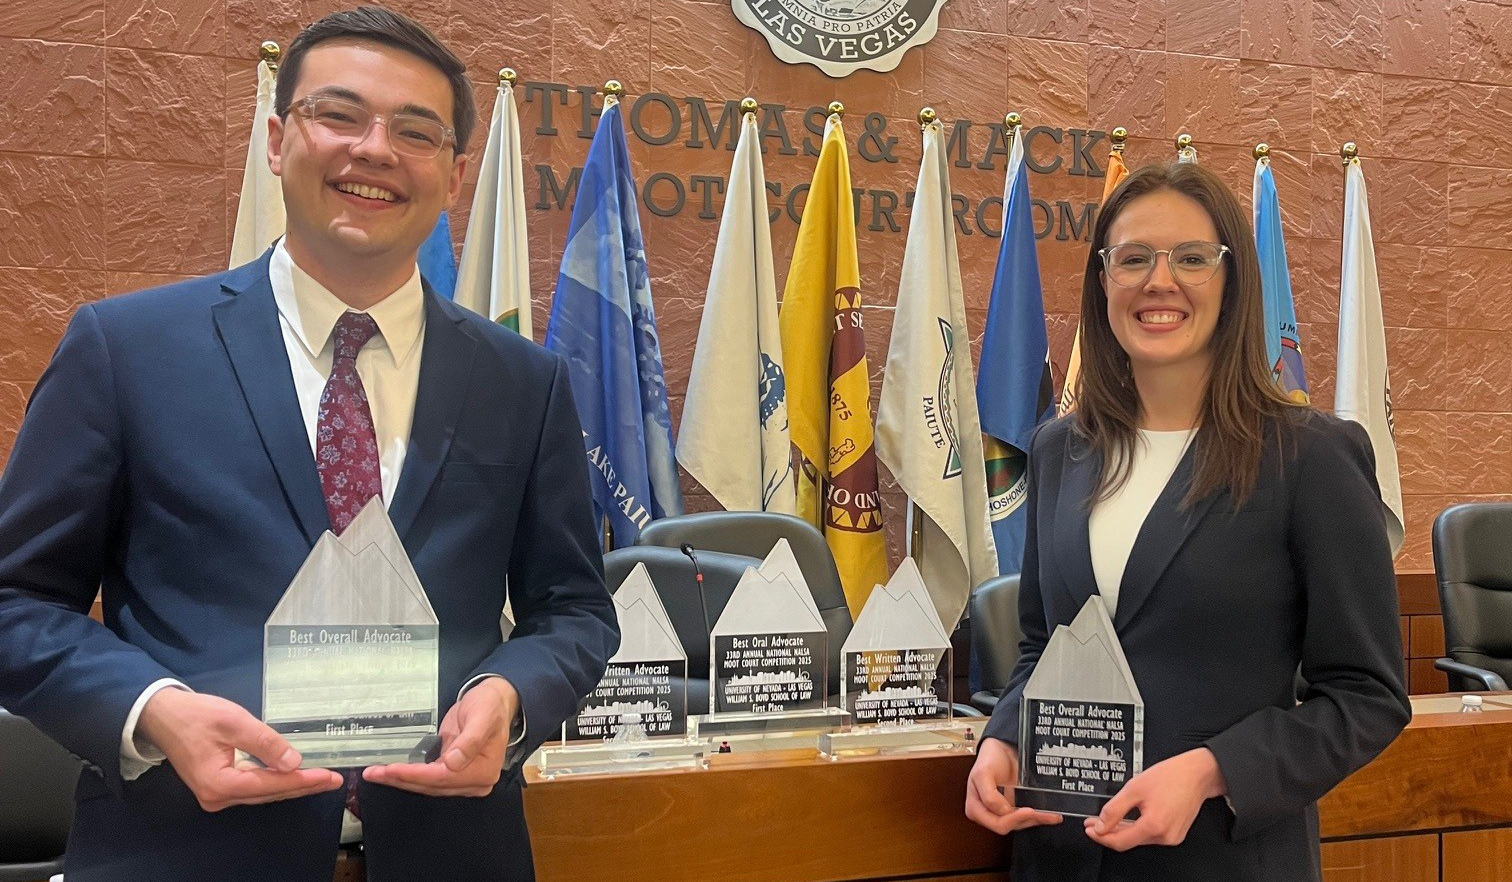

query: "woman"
left=964, top=162, right=1410, bottom=881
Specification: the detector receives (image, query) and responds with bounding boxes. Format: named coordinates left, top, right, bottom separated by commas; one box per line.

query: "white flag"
left=456, top=78, right=532, bottom=338
left=876, top=121, right=998, bottom=632
left=677, top=110, right=794, bottom=514
left=1336, top=156, right=1405, bottom=555
left=230, top=59, right=285, bottom=267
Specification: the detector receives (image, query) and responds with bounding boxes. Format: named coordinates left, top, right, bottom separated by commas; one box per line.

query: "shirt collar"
left=269, top=239, right=426, bottom=367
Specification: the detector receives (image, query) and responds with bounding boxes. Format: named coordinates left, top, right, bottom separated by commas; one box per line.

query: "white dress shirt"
left=1087, top=428, right=1195, bottom=618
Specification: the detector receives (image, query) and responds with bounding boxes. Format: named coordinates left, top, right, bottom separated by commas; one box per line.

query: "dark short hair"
left=274, top=5, right=476, bottom=153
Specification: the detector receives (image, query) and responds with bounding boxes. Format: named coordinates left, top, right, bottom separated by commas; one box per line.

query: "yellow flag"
left=1059, top=149, right=1129, bottom=416
left=779, top=117, right=888, bottom=615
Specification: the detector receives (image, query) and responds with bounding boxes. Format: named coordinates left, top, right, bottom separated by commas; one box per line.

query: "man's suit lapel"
left=212, top=254, right=331, bottom=545
left=1053, top=433, right=1101, bottom=615
left=1112, top=437, right=1219, bottom=631
left=388, top=292, right=480, bottom=539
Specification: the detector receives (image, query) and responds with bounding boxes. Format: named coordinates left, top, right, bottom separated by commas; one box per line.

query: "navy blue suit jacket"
left=983, top=411, right=1410, bottom=882
left=0, top=252, right=619, bottom=882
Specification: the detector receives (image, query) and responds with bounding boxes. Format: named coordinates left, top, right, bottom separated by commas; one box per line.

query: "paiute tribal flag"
left=876, top=119, right=998, bottom=631
left=779, top=113, right=888, bottom=615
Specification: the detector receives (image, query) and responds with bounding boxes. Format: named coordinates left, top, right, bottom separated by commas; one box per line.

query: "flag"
left=876, top=120, right=997, bottom=631
left=1060, top=147, right=1128, bottom=416
left=544, top=95, right=682, bottom=548
left=1336, top=155, right=1405, bottom=555
left=977, top=128, right=1053, bottom=575
left=1252, top=156, right=1309, bottom=403
left=779, top=113, right=888, bottom=615
left=456, top=77, right=533, bottom=337
left=418, top=213, right=457, bottom=298
left=230, top=58, right=284, bottom=267
left=678, top=110, right=794, bottom=514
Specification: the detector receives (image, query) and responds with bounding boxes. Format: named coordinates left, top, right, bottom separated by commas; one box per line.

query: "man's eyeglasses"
left=1099, top=241, right=1230, bottom=287
left=294, top=95, right=455, bottom=159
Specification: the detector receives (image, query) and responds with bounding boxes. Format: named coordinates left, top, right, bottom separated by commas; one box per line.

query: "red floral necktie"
left=315, top=311, right=382, bottom=817
left=316, top=311, right=382, bottom=535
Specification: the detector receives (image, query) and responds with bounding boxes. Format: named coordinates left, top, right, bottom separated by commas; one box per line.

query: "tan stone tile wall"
left=4, top=0, right=1511, bottom=573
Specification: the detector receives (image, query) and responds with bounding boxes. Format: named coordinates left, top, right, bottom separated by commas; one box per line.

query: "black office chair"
left=0, top=710, right=80, bottom=882
left=604, top=545, right=764, bottom=715
left=967, top=574, right=1022, bottom=713
left=636, top=511, right=854, bottom=697
left=1432, top=503, right=1512, bottom=691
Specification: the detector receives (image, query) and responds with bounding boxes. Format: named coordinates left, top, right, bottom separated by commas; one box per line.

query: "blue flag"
left=1253, top=160, right=1309, bottom=402
left=976, top=137, right=1053, bottom=575
left=419, top=212, right=458, bottom=299
left=544, top=98, right=682, bottom=548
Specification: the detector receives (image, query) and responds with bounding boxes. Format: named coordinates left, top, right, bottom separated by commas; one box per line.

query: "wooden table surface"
left=521, top=696, right=1512, bottom=882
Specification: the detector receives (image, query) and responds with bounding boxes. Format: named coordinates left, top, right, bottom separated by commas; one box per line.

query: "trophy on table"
left=695, top=539, right=849, bottom=743
left=535, top=562, right=705, bottom=776
left=819, top=559, right=975, bottom=756
left=259, top=499, right=440, bottom=769
left=1015, top=596, right=1144, bottom=817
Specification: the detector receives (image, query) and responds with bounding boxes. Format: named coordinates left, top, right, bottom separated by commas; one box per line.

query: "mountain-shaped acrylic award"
left=1016, top=596, right=1144, bottom=817
left=695, top=539, right=848, bottom=742
left=535, top=563, right=705, bottom=777
left=820, top=559, right=975, bottom=756
left=260, top=499, right=440, bottom=769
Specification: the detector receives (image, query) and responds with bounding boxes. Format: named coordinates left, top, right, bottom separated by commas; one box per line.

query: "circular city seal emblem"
left=733, top=0, right=948, bottom=78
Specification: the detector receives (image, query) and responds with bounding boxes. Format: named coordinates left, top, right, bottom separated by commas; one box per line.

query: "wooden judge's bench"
left=520, top=694, right=1512, bottom=882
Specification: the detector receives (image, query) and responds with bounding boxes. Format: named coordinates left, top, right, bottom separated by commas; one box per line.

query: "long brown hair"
left=1073, top=161, right=1302, bottom=508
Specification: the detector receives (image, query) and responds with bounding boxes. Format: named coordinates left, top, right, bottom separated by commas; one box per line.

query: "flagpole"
left=260, top=39, right=280, bottom=77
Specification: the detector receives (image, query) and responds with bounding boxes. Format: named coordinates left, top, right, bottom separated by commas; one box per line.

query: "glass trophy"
left=820, top=559, right=975, bottom=756
left=535, top=563, right=704, bottom=777
left=694, top=539, right=848, bottom=746
left=1016, top=596, right=1144, bottom=817
left=259, top=499, right=440, bottom=769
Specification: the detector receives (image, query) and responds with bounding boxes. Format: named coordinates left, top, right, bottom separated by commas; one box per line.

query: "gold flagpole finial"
left=1340, top=141, right=1359, bottom=165
left=1253, top=142, right=1270, bottom=161
left=499, top=67, right=517, bottom=86
left=740, top=96, right=759, bottom=115
left=827, top=100, right=845, bottom=117
left=1111, top=126, right=1128, bottom=152
left=1176, top=133, right=1193, bottom=152
left=602, top=80, right=625, bottom=99
left=1005, top=111, right=1022, bottom=143
left=918, top=106, right=937, bottom=127
left=260, top=40, right=280, bottom=75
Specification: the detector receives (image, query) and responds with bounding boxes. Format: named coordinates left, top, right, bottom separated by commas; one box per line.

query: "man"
left=0, top=7, right=617, bottom=881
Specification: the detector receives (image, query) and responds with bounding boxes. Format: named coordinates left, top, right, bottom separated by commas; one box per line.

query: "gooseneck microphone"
left=679, top=543, right=713, bottom=633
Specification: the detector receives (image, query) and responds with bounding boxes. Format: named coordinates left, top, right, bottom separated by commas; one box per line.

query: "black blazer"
left=983, top=410, right=1410, bottom=882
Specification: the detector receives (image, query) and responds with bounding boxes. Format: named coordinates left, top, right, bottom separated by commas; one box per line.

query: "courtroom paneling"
left=1443, top=827, right=1512, bottom=882
left=524, top=751, right=1009, bottom=882
left=1320, top=710, right=1512, bottom=838
left=1409, top=658, right=1450, bottom=696
left=1320, top=834, right=1437, bottom=882
left=1409, top=616, right=1446, bottom=660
